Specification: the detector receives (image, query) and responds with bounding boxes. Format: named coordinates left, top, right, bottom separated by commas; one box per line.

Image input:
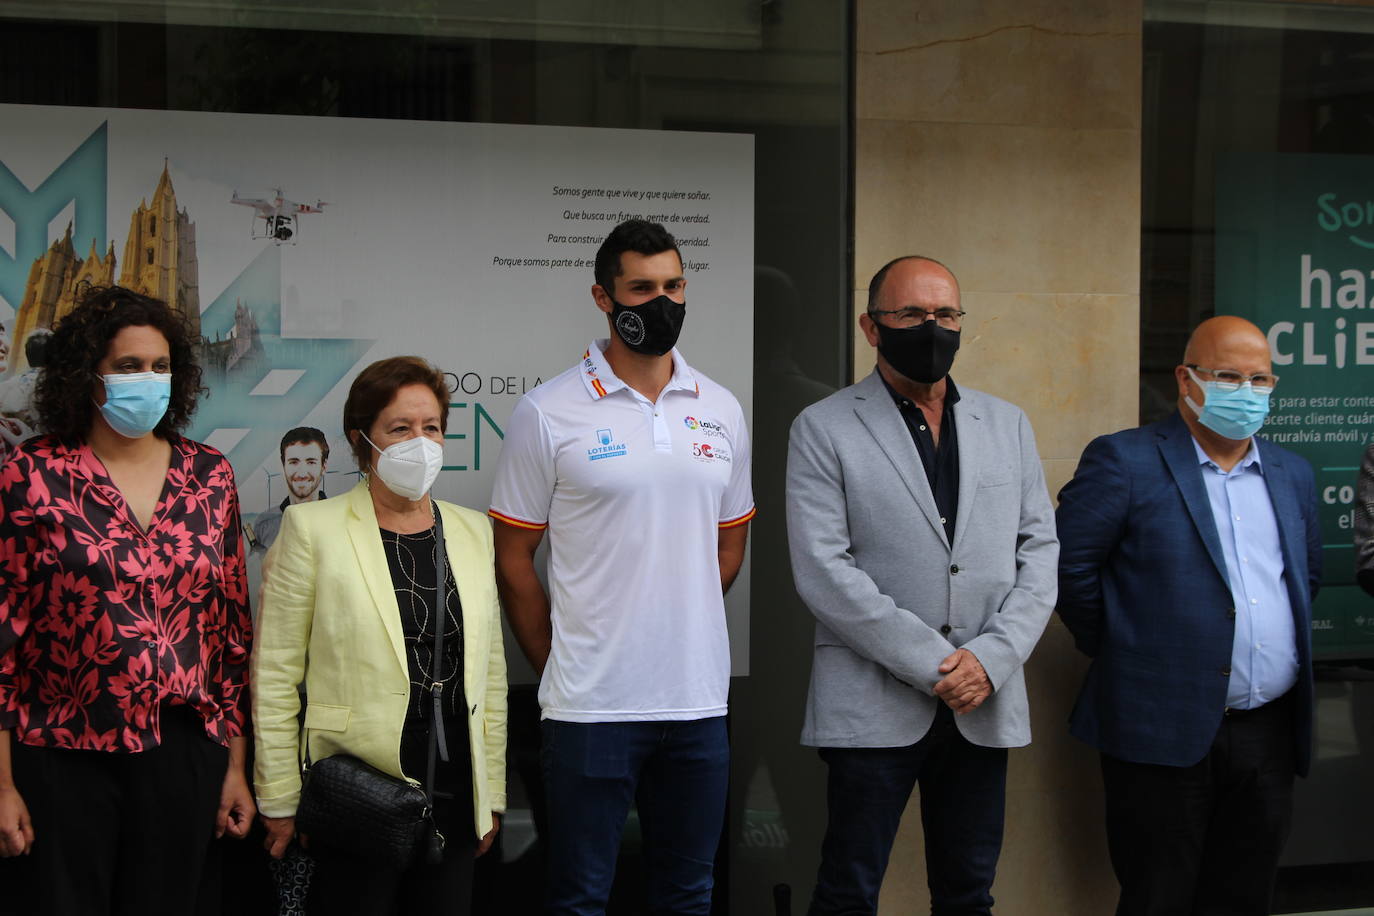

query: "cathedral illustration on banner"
left=9, top=162, right=263, bottom=378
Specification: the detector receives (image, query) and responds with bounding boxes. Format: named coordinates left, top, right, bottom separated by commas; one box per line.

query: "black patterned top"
left=379, top=524, right=470, bottom=795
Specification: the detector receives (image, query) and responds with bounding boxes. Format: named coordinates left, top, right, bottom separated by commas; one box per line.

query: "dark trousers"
left=809, top=705, right=1009, bottom=916
left=307, top=791, right=477, bottom=915
left=9, top=706, right=228, bottom=916
left=540, top=717, right=730, bottom=916
left=1101, top=692, right=1298, bottom=916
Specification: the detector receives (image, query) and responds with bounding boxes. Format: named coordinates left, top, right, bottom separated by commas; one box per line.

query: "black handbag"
left=296, top=753, right=434, bottom=869
left=294, top=509, right=453, bottom=869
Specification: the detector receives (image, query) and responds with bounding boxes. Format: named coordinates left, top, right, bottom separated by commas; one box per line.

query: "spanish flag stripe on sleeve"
left=488, top=509, right=549, bottom=531
left=718, top=507, right=757, bottom=529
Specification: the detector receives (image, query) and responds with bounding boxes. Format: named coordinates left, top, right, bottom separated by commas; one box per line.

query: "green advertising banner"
left=1216, top=153, right=1374, bottom=658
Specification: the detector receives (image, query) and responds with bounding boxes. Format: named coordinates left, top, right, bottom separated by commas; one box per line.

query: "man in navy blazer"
left=1057, top=316, right=1321, bottom=916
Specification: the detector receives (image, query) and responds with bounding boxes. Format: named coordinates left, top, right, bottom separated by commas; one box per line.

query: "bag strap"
left=300, top=509, right=452, bottom=805
left=425, top=506, right=451, bottom=807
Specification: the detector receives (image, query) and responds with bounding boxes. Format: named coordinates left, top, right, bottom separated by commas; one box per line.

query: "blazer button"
left=1227, top=608, right=1236, bottom=619
left=939, top=624, right=952, bottom=635
left=1221, top=665, right=1232, bottom=676
left=949, top=564, right=959, bottom=575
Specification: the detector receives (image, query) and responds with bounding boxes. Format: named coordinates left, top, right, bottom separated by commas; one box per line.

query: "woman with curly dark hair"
left=0, top=285, right=255, bottom=915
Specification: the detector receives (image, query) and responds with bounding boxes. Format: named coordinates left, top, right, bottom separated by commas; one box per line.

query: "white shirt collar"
left=578, top=338, right=699, bottom=401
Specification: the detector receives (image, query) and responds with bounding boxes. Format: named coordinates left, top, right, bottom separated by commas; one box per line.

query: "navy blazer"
left=1056, top=411, right=1321, bottom=775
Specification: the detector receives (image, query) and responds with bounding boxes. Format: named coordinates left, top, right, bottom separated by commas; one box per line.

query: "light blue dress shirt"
left=1192, top=438, right=1298, bottom=709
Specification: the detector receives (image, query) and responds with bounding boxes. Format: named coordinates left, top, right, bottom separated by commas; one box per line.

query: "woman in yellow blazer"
left=252, top=356, right=506, bottom=914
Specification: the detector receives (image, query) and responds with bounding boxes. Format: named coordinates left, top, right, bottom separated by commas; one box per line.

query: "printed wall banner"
left=0, top=103, right=755, bottom=677
left=1216, top=153, right=1374, bottom=657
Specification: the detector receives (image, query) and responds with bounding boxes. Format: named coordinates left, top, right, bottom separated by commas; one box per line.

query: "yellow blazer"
left=251, top=481, right=507, bottom=840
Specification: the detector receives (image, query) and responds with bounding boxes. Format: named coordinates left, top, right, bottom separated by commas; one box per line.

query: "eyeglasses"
left=1185, top=364, right=1279, bottom=393
left=868, top=306, right=966, bottom=329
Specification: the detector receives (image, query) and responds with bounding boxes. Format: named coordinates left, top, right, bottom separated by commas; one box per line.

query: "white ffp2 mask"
left=363, top=433, right=443, bottom=501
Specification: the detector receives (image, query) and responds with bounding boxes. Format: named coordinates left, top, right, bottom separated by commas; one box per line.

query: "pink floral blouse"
left=0, top=435, right=251, bottom=752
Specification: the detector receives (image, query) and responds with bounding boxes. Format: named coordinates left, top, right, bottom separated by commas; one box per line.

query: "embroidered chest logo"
left=691, top=442, right=731, bottom=463
left=588, top=428, right=628, bottom=461
left=683, top=415, right=727, bottom=438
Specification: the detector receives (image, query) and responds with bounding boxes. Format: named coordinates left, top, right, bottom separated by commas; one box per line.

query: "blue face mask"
left=1185, top=368, right=1270, bottom=440
left=97, top=372, right=172, bottom=439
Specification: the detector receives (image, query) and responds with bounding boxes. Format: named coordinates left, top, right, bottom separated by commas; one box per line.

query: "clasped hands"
left=933, top=647, right=991, bottom=714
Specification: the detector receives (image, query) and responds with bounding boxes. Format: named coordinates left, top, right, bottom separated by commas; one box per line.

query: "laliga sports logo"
left=684, top=415, right=726, bottom=437
left=615, top=310, right=647, bottom=346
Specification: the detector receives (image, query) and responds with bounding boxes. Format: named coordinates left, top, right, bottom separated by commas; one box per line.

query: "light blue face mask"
left=1185, top=368, right=1270, bottom=440
left=97, top=371, right=172, bottom=439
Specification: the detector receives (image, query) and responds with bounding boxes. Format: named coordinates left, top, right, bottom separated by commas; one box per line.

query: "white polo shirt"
left=490, top=339, right=755, bottom=722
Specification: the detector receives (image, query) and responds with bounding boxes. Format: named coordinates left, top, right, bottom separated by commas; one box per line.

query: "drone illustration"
left=231, top=189, right=328, bottom=244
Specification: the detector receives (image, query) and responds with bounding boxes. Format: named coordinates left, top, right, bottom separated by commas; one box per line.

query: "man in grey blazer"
left=786, top=256, right=1058, bottom=916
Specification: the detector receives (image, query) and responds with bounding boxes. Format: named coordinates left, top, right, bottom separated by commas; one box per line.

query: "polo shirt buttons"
left=950, top=564, right=959, bottom=575
left=940, top=624, right=952, bottom=635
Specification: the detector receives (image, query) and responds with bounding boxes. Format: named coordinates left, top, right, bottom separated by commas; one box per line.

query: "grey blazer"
left=786, top=371, right=1058, bottom=749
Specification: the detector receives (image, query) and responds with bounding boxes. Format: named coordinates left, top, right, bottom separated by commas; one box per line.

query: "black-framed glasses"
left=1185, top=364, right=1279, bottom=393
left=868, top=306, right=966, bottom=329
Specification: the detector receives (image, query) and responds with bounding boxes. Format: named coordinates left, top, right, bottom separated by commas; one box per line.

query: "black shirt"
left=380, top=524, right=471, bottom=798
left=882, top=374, right=961, bottom=542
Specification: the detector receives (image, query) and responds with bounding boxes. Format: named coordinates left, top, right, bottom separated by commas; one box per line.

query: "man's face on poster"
left=283, top=441, right=326, bottom=501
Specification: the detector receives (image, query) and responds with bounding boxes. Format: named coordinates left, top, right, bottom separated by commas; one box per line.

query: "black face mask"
left=610, top=295, right=686, bottom=356
left=874, top=319, right=960, bottom=384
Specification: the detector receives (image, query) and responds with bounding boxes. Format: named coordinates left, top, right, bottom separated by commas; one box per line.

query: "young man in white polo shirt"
left=490, top=219, right=754, bottom=915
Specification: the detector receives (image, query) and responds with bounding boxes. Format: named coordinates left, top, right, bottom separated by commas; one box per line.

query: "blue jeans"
left=809, top=706, right=1008, bottom=916
left=540, top=717, right=729, bottom=916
